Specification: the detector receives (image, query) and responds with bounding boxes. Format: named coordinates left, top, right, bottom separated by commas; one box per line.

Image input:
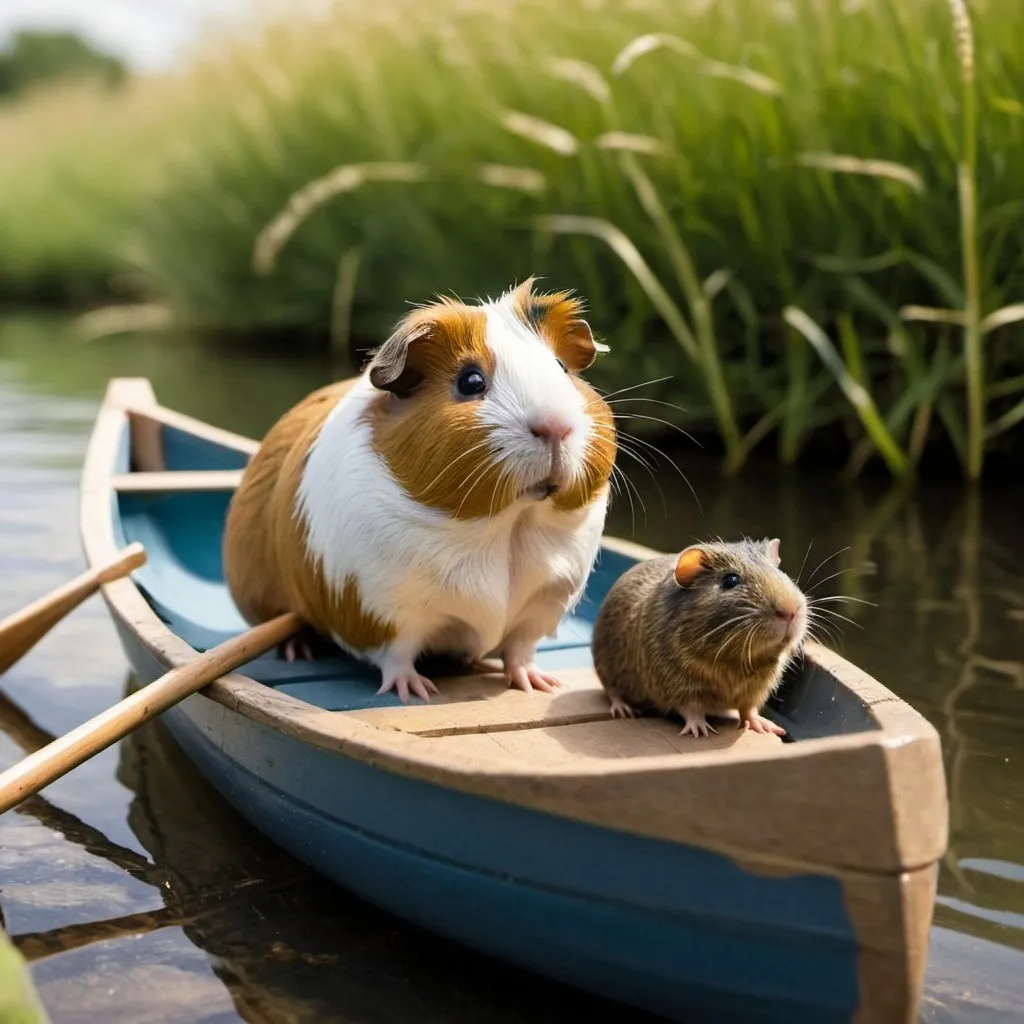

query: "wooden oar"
left=0, top=612, right=302, bottom=815
left=0, top=543, right=148, bottom=676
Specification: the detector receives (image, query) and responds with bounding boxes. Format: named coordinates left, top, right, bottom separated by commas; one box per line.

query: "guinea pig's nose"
left=530, top=417, right=573, bottom=444
left=774, top=605, right=797, bottom=622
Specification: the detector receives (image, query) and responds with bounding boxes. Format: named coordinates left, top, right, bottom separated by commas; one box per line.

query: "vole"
left=591, top=537, right=808, bottom=738
left=223, top=278, right=617, bottom=703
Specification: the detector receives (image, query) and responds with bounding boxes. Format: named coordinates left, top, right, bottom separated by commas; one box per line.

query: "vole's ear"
left=765, top=538, right=781, bottom=567
left=673, top=545, right=707, bottom=587
left=510, top=278, right=608, bottom=371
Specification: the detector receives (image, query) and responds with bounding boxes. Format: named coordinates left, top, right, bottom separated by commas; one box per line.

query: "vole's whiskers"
left=809, top=595, right=877, bottom=608
left=810, top=606, right=862, bottom=630
left=805, top=568, right=856, bottom=594
left=702, top=611, right=754, bottom=647
left=801, top=547, right=851, bottom=591
left=796, top=540, right=814, bottom=588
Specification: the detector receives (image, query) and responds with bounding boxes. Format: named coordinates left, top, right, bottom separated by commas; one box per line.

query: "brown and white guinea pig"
left=591, top=537, right=808, bottom=738
left=223, top=278, right=617, bottom=703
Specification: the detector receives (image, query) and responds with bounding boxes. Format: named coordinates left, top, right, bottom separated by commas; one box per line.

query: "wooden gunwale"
left=80, top=379, right=948, bottom=879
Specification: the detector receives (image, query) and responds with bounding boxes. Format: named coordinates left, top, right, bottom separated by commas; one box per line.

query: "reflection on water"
left=1, top=314, right=1023, bottom=1022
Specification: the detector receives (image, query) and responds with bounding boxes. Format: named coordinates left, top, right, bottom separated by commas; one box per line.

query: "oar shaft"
left=0, top=612, right=302, bottom=814
left=0, top=543, right=148, bottom=676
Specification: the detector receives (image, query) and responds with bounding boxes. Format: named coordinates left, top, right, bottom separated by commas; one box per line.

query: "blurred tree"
left=0, top=30, right=126, bottom=98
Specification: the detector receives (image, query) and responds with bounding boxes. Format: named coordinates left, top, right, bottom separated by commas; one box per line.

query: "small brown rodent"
left=591, top=537, right=808, bottom=738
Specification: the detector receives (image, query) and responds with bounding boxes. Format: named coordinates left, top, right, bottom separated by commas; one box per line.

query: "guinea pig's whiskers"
left=607, top=461, right=640, bottom=531
left=414, top=440, right=492, bottom=501
left=810, top=595, right=877, bottom=607
left=590, top=376, right=674, bottom=402
left=455, top=459, right=496, bottom=519
left=605, top=425, right=702, bottom=515
left=605, top=397, right=690, bottom=417
left=602, top=436, right=666, bottom=517
left=612, top=412, right=700, bottom=447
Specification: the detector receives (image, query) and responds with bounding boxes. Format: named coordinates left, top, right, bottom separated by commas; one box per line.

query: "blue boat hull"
left=114, top=620, right=861, bottom=1024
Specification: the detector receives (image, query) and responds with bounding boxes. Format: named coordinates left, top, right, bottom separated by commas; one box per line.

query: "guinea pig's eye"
left=721, top=572, right=742, bottom=590
left=555, top=357, right=568, bottom=373
left=455, top=366, right=487, bottom=398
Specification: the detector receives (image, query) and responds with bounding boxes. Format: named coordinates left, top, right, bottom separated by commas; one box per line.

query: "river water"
left=1, top=314, right=1022, bottom=1023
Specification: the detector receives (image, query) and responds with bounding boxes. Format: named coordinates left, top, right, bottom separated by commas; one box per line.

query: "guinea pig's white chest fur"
left=295, top=376, right=607, bottom=666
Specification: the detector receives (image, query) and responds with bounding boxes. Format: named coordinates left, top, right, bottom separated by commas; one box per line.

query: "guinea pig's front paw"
left=377, top=669, right=439, bottom=704
left=505, top=662, right=561, bottom=694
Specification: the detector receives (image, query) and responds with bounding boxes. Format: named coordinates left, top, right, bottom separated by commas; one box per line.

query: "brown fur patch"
left=510, top=277, right=599, bottom=371
left=223, top=378, right=396, bottom=652
left=369, top=301, right=524, bottom=520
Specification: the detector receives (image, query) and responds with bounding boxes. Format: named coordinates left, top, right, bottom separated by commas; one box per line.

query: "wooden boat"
left=80, top=378, right=948, bottom=1024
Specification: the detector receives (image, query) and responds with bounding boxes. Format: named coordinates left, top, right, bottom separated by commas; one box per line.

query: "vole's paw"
left=678, top=710, right=717, bottom=738
left=506, top=663, right=560, bottom=694
left=378, top=671, right=438, bottom=704
left=608, top=695, right=638, bottom=719
left=280, top=637, right=316, bottom=663
left=740, top=710, right=786, bottom=736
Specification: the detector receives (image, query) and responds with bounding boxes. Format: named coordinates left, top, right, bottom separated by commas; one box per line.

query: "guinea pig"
left=223, top=278, right=617, bottom=703
left=591, top=537, right=808, bottom=738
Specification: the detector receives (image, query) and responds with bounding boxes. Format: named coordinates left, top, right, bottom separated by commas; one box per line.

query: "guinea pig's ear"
left=367, top=311, right=433, bottom=395
left=511, top=280, right=608, bottom=372
left=673, top=545, right=707, bottom=587
left=765, top=538, right=782, bottom=567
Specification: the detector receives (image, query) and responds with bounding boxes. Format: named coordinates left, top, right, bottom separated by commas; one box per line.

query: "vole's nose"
left=530, top=416, right=573, bottom=445
left=774, top=605, right=797, bottom=622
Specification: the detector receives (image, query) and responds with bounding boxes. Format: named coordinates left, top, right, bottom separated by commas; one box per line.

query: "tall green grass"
left=6, top=0, right=1024, bottom=478
left=0, top=80, right=175, bottom=303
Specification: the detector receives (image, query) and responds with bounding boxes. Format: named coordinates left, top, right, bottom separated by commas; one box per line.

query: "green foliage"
left=0, top=29, right=125, bottom=98
left=129, top=0, right=1024, bottom=476
left=0, top=927, right=48, bottom=1024
left=4, top=0, right=1024, bottom=477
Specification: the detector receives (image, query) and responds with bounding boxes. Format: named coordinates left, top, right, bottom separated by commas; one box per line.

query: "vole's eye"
left=721, top=572, right=742, bottom=590
left=555, top=358, right=568, bottom=373
left=455, top=366, right=487, bottom=398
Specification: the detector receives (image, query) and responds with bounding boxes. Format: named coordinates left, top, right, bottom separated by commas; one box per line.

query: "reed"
left=5, top=0, right=1024, bottom=477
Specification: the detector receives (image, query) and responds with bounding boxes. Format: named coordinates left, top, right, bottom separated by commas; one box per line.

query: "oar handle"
left=0, top=612, right=303, bottom=814
left=0, top=543, right=148, bottom=676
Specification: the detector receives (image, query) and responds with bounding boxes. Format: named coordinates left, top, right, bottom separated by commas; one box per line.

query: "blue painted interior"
left=116, top=421, right=878, bottom=730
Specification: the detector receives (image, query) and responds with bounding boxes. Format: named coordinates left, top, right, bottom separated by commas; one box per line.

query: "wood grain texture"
left=0, top=612, right=302, bottom=814
left=112, top=470, right=244, bottom=493
left=0, top=543, right=147, bottom=675
left=79, top=379, right=949, bottom=880
left=848, top=864, right=938, bottom=1023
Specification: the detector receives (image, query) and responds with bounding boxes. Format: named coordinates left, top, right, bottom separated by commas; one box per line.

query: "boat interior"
left=109, top=409, right=882, bottom=748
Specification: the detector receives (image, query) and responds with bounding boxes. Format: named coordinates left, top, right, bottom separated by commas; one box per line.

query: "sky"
left=0, top=0, right=263, bottom=71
